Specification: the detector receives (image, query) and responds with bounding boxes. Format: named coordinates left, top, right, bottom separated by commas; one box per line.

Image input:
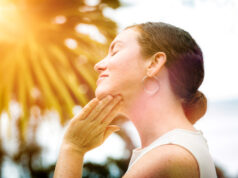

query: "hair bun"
left=182, top=91, right=207, bottom=124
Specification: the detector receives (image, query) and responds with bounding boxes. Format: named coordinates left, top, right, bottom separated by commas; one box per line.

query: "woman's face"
left=94, top=28, right=147, bottom=101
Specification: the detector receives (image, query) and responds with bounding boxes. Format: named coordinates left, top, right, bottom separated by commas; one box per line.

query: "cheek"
left=109, top=49, right=142, bottom=71
left=109, top=54, right=143, bottom=87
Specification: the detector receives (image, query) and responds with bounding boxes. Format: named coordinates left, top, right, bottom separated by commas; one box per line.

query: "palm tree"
left=0, top=0, right=122, bottom=136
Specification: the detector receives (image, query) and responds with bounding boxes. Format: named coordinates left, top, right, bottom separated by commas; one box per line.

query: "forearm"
left=54, top=144, right=85, bottom=178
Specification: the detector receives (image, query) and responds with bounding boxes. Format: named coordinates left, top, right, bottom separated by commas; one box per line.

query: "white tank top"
left=126, top=128, right=217, bottom=178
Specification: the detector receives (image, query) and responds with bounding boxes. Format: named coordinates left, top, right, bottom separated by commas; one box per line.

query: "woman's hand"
left=62, top=94, right=123, bottom=154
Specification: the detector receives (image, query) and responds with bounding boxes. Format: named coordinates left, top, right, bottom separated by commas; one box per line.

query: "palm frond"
left=0, top=0, right=122, bottom=138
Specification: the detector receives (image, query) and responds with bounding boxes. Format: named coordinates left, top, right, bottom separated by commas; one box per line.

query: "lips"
left=97, top=74, right=108, bottom=85
left=99, top=74, right=109, bottom=78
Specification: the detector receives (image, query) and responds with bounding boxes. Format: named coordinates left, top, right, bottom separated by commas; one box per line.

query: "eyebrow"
left=109, top=40, right=123, bottom=52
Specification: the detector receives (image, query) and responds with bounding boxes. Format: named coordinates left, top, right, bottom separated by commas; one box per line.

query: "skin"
left=54, top=95, right=124, bottom=178
left=54, top=28, right=200, bottom=178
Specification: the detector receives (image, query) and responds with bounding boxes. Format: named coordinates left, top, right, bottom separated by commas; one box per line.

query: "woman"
left=54, top=22, right=217, bottom=178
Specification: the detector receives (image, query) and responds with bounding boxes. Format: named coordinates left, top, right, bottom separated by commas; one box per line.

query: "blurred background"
left=0, top=0, right=237, bottom=177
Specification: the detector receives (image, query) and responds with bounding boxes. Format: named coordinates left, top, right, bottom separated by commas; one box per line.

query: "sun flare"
left=0, top=0, right=119, bottom=135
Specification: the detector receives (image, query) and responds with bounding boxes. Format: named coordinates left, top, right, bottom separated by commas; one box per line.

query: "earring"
left=142, top=75, right=160, bottom=95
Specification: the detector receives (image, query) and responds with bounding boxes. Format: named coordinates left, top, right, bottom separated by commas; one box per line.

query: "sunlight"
left=65, top=38, right=78, bottom=49
left=0, top=2, right=24, bottom=42
left=75, top=24, right=107, bottom=43
left=53, top=15, right=67, bottom=24
left=0, top=1, right=99, bottom=121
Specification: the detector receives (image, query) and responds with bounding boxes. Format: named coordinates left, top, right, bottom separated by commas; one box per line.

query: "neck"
left=123, top=86, right=195, bottom=149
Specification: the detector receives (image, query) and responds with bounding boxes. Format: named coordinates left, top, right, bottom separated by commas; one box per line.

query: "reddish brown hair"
left=126, top=22, right=207, bottom=124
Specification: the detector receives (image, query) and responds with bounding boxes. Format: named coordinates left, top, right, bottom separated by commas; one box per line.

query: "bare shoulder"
left=123, top=144, right=200, bottom=178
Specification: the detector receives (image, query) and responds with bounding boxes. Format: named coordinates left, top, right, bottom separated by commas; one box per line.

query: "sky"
left=102, top=0, right=238, bottom=102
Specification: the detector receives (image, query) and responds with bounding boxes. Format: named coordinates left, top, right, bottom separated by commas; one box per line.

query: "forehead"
left=113, top=28, right=140, bottom=45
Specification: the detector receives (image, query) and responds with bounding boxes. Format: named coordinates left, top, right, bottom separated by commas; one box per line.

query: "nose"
left=94, top=58, right=107, bottom=73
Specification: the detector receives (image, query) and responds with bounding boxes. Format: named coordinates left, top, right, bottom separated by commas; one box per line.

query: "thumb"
left=103, top=125, right=120, bottom=142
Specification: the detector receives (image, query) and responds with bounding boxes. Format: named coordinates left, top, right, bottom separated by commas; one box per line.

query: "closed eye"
left=111, top=50, right=118, bottom=56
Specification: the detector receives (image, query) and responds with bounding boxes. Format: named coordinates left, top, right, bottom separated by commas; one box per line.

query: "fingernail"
left=115, top=128, right=120, bottom=132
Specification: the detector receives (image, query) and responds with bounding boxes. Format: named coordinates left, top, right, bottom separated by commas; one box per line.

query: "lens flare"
left=0, top=0, right=119, bottom=128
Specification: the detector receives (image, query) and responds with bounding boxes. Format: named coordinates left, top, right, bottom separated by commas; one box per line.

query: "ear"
left=146, top=52, right=167, bottom=76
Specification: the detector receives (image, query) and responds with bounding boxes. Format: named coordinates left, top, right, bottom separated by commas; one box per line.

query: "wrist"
left=61, top=142, right=86, bottom=156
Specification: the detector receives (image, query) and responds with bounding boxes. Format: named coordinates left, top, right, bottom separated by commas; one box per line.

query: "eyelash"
left=111, top=50, right=118, bottom=56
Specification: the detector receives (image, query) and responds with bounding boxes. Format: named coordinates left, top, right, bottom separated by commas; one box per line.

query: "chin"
left=95, top=86, right=128, bottom=118
left=95, top=85, right=112, bottom=100
left=95, top=85, right=121, bottom=100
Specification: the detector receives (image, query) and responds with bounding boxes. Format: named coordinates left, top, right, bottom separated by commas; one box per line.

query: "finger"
left=104, top=101, right=123, bottom=126
left=95, top=95, right=122, bottom=124
left=98, top=96, right=121, bottom=123
left=102, top=125, right=120, bottom=142
left=87, top=95, right=113, bottom=122
left=74, top=98, right=99, bottom=120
